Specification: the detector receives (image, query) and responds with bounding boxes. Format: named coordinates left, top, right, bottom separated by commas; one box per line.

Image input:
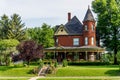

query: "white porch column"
left=89, top=52, right=95, bottom=62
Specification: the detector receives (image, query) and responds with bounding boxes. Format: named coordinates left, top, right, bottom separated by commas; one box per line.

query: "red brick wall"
left=54, top=21, right=96, bottom=47
left=56, top=35, right=84, bottom=47
left=83, top=21, right=96, bottom=46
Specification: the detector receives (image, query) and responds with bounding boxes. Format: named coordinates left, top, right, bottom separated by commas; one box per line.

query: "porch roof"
left=44, top=46, right=105, bottom=53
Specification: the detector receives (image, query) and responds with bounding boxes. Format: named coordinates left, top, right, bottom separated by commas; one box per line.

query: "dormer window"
left=85, top=25, right=88, bottom=31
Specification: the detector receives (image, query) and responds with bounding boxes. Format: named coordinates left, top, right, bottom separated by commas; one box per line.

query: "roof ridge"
left=65, top=16, right=82, bottom=25
left=64, top=16, right=83, bottom=35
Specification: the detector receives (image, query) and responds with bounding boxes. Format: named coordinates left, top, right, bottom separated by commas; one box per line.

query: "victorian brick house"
left=44, top=7, right=104, bottom=62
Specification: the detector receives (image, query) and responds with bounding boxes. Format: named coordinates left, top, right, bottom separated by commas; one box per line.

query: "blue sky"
left=0, top=0, right=95, bottom=28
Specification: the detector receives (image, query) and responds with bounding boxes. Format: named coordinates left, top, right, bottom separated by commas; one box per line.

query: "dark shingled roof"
left=54, top=25, right=60, bottom=32
left=55, top=7, right=95, bottom=35
left=83, top=7, right=95, bottom=22
left=65, top=16, right=83, bottom=35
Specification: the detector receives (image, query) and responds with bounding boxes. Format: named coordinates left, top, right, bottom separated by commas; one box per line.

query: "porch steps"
left=38, top=66, right=48, bottom=76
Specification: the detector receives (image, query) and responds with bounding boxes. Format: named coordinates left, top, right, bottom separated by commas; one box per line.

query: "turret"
left=83, top=6, right=96, bottom=46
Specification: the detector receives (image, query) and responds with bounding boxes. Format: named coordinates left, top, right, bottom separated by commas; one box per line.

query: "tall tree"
left=92, top=0, right=120, bottom=64
left=27, top=23, right=54, bottom=48
left=0, top=14, right=9, bottom=39
left=40, top=23, right=54, bottom=48
left=7, top=14, right=27, bottom=41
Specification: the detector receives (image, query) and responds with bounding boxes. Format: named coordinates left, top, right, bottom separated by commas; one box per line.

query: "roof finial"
left=88, top=5, right=90, bottom=9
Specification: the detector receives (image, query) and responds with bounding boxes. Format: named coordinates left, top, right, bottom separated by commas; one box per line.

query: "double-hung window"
left=73, top=38, right=79, bottom=46
left=91, top=37, right=94, bottom=45
left=85, top=37, right=88, bottom=45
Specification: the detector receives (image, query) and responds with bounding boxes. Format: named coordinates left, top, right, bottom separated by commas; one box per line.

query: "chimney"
left=68, top=12, right=71, bottom=22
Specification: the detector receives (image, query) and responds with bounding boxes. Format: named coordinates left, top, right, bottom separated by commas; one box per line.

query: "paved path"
left=0, top=76, right=45, bottom=80
left=0, top=76, right=120, bottom=80
left=29, top=76, right=45, bottom=80
left=0, top=77, right=31, bottom=79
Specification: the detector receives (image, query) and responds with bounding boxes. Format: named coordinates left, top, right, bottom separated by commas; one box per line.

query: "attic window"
left=61, top=29, right=63, bottom=32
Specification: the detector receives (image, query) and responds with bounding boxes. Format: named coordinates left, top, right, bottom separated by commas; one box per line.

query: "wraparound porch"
left=44, top=46, right=105, bottom=62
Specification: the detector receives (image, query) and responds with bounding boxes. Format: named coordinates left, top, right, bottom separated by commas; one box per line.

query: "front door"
left=57, top=53, right=64, bottom=62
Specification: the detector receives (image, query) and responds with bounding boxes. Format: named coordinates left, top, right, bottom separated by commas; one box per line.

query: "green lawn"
left=0, top=65, right=37, bottom=77
left=47, top=65, right=120, bottom=77
left=1, top=65, right=120, bottom=80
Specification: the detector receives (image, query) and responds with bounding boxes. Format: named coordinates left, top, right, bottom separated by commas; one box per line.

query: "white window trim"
left=85, top=25, right=88, bottom=31
left=85, top=37, right=88, bottom=45
left=73, top=38, right=79, bottom=46
left=56, top=38, right=58, bottom=43
left=92, top=24, right=94, bottom=31
left=91, top=37, right=94, bottom=45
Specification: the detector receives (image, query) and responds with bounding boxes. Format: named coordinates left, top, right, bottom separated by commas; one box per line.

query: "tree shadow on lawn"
left=105, top=70, right=120, bottom=76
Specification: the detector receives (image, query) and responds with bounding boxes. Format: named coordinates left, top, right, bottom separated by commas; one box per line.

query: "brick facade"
left=55, top=21, right=96, bottom=47
left=55, top=35, right=84, bottom=47
left=83, top=21, right=96, bottom=46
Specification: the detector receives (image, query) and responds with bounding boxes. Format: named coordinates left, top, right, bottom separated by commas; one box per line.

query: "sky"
left=0, top=0, right=95, bottom=28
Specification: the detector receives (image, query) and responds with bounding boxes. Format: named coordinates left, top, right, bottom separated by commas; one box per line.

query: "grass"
left=38, top=65, right=120, bottom=80
left=47, top=65, right=120, bottom=77
left=0, top=65, right=37, bottom=77
left=0, top=64, right=120, bottom=80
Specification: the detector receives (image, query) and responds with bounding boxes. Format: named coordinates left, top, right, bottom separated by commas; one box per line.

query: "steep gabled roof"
left=54, top=24, right=68, bottom=35
left=83, top=7, right=95, bottom=22
left=65, top=16, right=83, bottom=35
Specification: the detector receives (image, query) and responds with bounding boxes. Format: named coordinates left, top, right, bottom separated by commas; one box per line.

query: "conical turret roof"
left=83, top=6, right=95, bottom=22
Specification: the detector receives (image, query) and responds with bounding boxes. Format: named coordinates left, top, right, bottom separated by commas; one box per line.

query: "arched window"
left=85, top=25, right=88, bottom=31
left=85, top=37, right=88, bottom=45
left=91, top=37, right=94, bottom=45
